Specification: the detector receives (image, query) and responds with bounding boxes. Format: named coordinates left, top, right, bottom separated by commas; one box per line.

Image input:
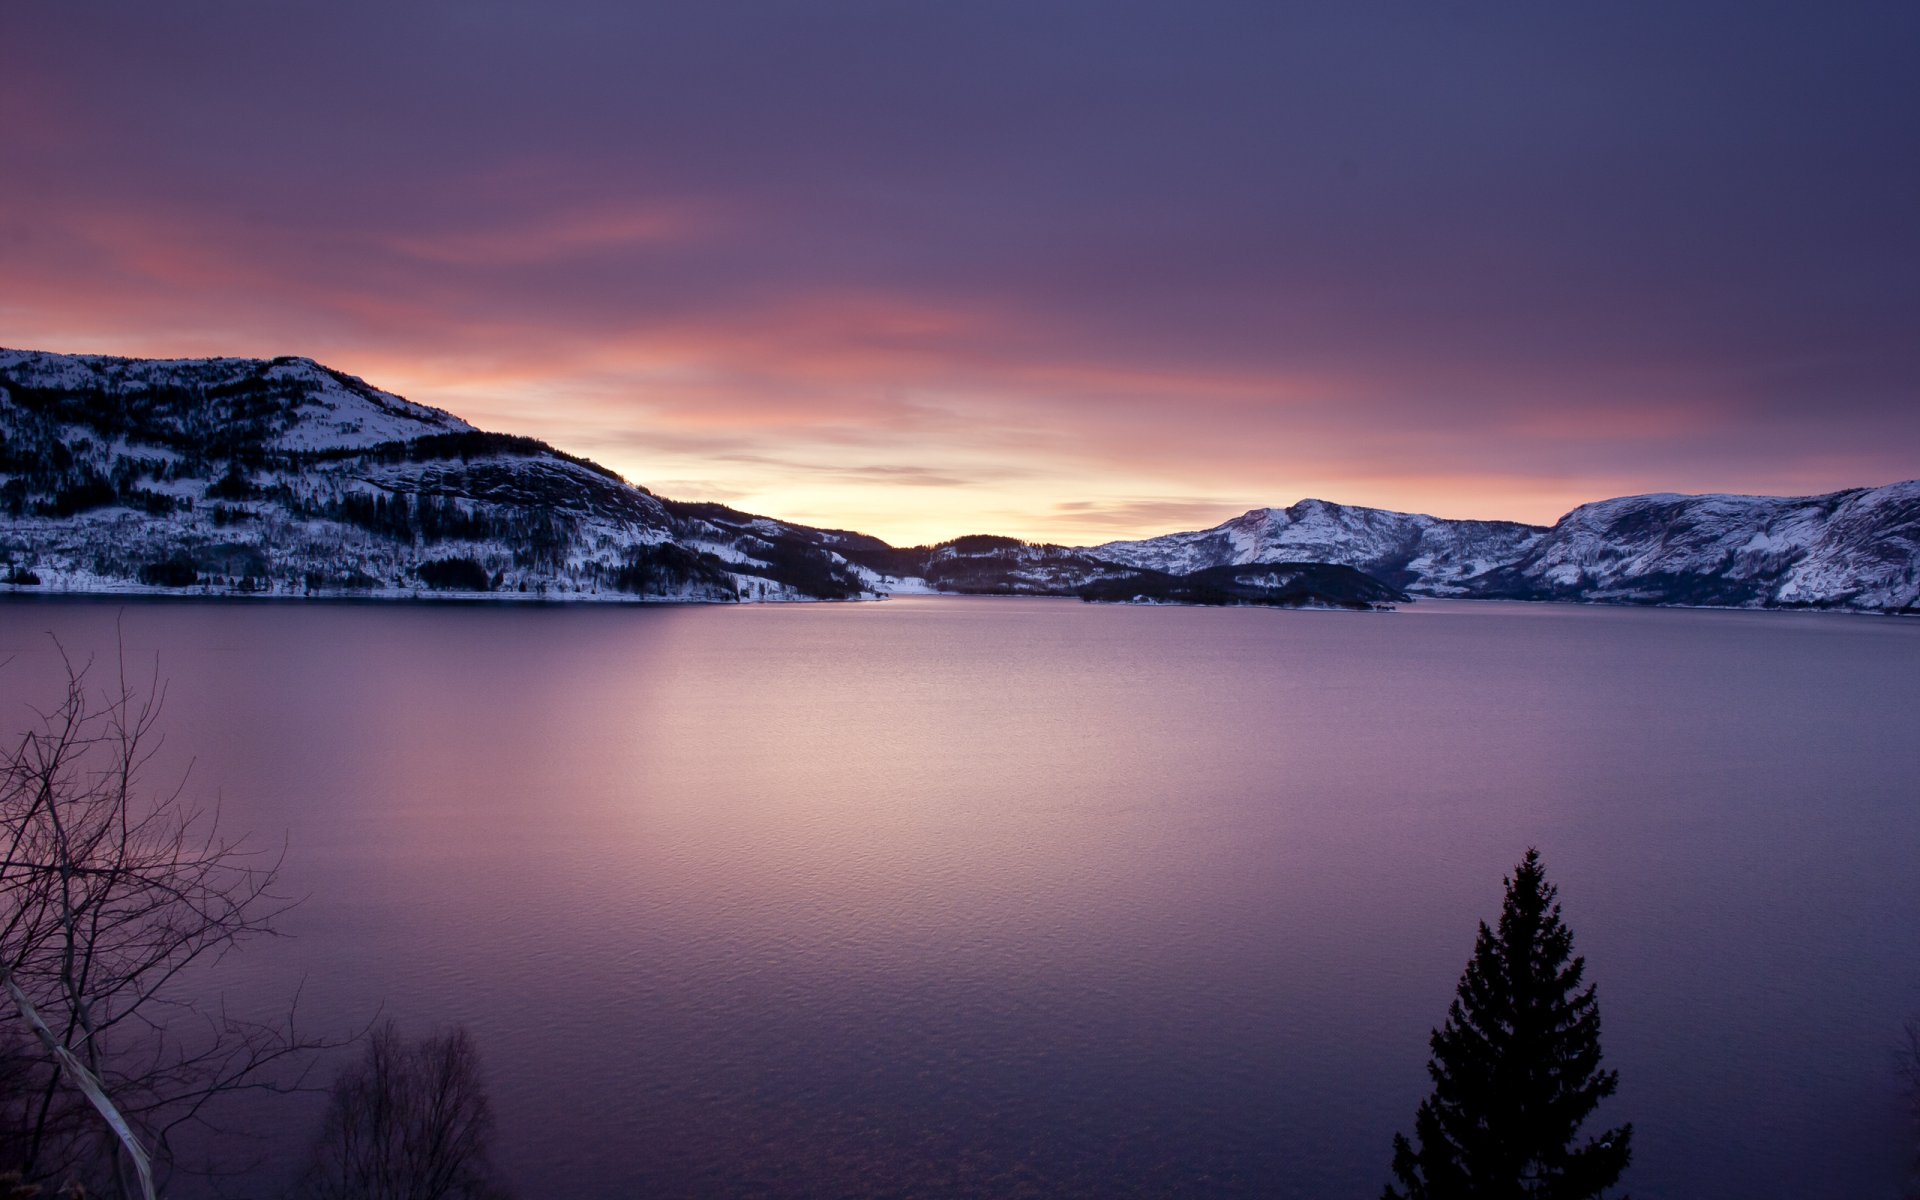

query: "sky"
left=4, top=2, right=1918, bottom=546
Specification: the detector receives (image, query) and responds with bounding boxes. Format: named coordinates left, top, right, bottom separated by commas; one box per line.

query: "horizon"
left=6, top=4, right=1919, bottom=546
left=13, top=339, right=1916, bottom=552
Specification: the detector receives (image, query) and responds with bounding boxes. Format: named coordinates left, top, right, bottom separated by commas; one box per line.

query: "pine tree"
left=1384, top=848, right=1631, bottom=1200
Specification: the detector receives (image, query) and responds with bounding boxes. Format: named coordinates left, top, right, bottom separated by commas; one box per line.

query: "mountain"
left=1089, top=488, right=1920, bottom=612
left=824, top=534, right=1398, bottom=609
left=1092, top=499, right=1545, bottom=591
left=0, top=349, right=873, bottom=602
left=0, top=349, right=1387, bottom=611
left=834, top=535, right=1137, bottom=595
left=1472, top=485, right=1920, bottom=610
left=4, top=348, right=1914, bottom=612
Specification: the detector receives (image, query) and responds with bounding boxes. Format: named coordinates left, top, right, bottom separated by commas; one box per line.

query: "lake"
left=0, top=595, right=1915, bottom=1198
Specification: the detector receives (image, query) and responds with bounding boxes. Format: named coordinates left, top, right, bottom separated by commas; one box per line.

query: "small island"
left=1076, top=562, right=1406, bottom=609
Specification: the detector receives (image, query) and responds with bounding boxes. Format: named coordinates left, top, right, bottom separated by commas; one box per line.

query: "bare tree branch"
left=0, top=633, right=341, bottom=1196
left=0, top=967, right=154, bottom=1200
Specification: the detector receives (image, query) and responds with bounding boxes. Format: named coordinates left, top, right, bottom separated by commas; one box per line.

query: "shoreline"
left=1, top=584, right=1912, bottom=619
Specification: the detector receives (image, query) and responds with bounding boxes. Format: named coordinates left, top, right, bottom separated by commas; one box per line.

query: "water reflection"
left=0, top=597, right=1914, bottom=1198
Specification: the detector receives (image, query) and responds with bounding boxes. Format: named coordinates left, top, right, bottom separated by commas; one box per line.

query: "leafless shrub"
left=298, top=1021, right=509, bottom=1200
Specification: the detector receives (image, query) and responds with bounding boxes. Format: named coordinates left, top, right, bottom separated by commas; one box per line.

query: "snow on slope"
left=259, top=359, right=474, bottom=450
left=1091, top=487, right=1920, bottom=611
left=0, top=349, right=473, bottom=451
left=4, top=348, right=1915, bottom=612
left=1091, top=499, right=1546, bottom=592
left=0, top=349, right=873, bottom=603
left=1489, top=482, right=1920, bottom=610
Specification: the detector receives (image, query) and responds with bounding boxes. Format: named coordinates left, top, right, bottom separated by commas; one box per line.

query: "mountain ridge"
left=1088, top=483, right=1920, bottom=612
left=2, top=348, right=1915, bottom=612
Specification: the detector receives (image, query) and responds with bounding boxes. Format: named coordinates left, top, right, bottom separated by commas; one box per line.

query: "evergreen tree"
left=1385, top=849, right=1631, bottom=1200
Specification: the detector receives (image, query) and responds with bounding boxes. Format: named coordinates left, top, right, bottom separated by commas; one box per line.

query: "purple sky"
left=4, top=2, right=1917, bottom=543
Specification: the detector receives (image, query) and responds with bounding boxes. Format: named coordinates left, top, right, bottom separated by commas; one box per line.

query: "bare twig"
left=0, top=633, right=339, bottom=1195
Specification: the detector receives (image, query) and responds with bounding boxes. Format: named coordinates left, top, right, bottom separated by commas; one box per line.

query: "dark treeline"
left=1078, top=562, right=1406, bottom=609
left=281, top=490, right=578, bottom=570
left=298, top=431, right=629, bottom=485
left=598, top=541, right=731, bottom=596
left=596, top=537, right=866, bottom=601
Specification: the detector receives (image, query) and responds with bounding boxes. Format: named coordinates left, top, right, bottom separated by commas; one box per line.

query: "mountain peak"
left=3, top=347, right=1915, bottom=612
left=0, top=347, right=879, bottom=603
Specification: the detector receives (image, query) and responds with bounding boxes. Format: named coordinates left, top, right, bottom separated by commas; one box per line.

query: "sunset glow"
left=5, top=4, right=1916, bottom=545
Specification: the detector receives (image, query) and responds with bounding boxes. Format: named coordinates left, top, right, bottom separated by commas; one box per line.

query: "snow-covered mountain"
left=4, top=348, right=1914, bottom=612
left=0, top=348, right=1384, bottom=608
left=853, top=535, right=1137, bottom=594
left=1092, top=499, right=1545, bottom=591
left=1090, top=488, right=1920, bottom=612
left=1472, top=484, right=1920, bottom=610
left=0, top=349, right=874, bottom=602
left=0, top=348, right=476, bottom=452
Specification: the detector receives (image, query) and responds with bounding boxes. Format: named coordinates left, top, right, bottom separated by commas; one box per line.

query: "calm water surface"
left=1, top=596, right=1916, bottom=1199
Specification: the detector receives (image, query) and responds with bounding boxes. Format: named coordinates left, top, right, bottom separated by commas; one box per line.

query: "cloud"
left=715, top=461, right=1005, bottom=489
left=381, top=206, right=717, bottom=268
left=1045, top=499, right=1252, bottom=540
left=4, top=4, right=1918, bottom=543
